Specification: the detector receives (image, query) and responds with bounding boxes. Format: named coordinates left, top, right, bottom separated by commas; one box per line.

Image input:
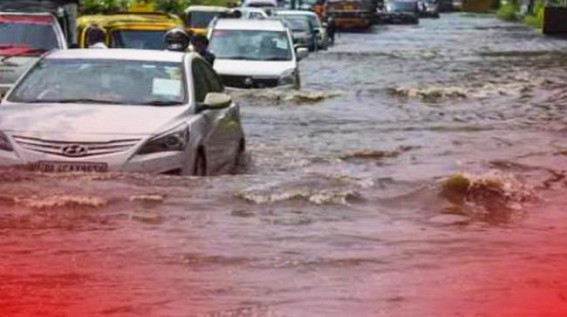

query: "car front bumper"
left=0, top=138, right=190, bottom=175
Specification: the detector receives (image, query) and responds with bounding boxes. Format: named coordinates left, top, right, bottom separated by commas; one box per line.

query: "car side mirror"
left=198, top=92, right=232, bottom=112
left=296, top=47, right=309, bottom=61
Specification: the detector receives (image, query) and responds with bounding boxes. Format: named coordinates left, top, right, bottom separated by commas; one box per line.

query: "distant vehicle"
left=325, top=0, right=372, bottom=30
left=0, top=49, right=246, bottom=176
left=242, top=0, right=278, bottom=8
left=417, top=0, right=440, bottom=17
left=77, top=12, right=184, bottom=50
left=274, top=10, right=329, bottom=50
left=184, top=6, right=231, bottom=36
left=0, top=0, right=78, bottom=97
left=236, top=7, right=270, bottom=19
left=208, top=19, right=308, bottom=89
left=377, top=0, right=419, bottom=24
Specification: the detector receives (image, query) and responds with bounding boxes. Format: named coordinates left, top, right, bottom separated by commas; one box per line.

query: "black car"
left=377, top=0, right=419, bottom=24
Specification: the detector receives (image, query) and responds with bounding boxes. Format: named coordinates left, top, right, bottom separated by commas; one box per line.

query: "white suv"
left=208, top=18, right=308, bottom=89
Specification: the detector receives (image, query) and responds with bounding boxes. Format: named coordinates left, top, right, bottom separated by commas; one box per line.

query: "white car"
left=208, top=19, right=308, bottom=89
left=0, top=49, right=246, bottom=176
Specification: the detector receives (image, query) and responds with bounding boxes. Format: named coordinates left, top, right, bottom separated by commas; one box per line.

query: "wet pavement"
left=3, top=13, right=567, bottom=316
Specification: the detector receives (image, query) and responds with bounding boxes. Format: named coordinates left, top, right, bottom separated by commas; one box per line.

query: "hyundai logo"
left=61, top=144, right=89, bottom=157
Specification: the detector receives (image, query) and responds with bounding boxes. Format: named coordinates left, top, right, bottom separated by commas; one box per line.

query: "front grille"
left=220, top=75, right=279, bottom=89
left=13, top=135, right=140, bottom=158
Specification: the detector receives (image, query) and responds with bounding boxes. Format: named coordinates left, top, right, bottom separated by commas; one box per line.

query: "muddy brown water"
left=3, top=14, right=567, bottom=316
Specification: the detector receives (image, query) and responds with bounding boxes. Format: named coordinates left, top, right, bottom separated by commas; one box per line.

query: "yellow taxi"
left=184, top=6, right=231, bottom=36
left=77, top=12, right=183, bottom=50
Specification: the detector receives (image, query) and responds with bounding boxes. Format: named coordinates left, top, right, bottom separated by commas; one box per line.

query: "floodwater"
left=3, top=14, right=567, bottom=316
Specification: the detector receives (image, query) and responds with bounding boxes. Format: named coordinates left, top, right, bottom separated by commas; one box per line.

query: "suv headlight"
left=279, top=69, right=296, bottom=86
left=0, top=131, right=13, bottom=152
left=137, top=127, right=189, bottom=155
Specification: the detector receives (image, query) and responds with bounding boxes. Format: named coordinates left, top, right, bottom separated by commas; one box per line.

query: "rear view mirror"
left=198, top=92, right=232, bottom=111
left=296, top=47, right=309, bottom=61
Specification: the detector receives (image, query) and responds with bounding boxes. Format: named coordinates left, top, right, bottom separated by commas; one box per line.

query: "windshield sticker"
left=152, top=78, right=182, bottom=96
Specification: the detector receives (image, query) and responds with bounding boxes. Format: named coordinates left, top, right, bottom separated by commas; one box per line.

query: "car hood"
left=0, top=103, right=188, bottom=136
left=214, top=60, right=296, bottom=77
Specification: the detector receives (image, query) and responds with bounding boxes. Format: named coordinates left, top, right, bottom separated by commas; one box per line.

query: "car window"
left=8, top=59, right=187, bottom=105
left=0, top=19, right=59, bottom=50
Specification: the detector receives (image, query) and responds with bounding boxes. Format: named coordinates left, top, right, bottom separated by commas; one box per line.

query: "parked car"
left=184, top=5, right=231, bottom=36
left=208, top=19, right=308, bottom=89
left=242, top=0, right=278, bottom=8
left=377, top=0, right=419, bottom=24
left=77, top=12, right=183, bottom=50
left=417, top=0, right=440, bottom=17
left=0, top=0, right=78, bottom=97
left=325, top=0, right=372, bottom=30
left=0, top=49, right=246, bottom=176
left=236, top=7, right=270, bottom=19
left=274, top=10, right=329, bottom=50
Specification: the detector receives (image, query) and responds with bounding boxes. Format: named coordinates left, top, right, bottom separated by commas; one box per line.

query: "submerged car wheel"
left=193, top=151, right=207, bottom=176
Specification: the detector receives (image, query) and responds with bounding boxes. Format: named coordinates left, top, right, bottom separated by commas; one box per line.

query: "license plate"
left=36, top=161, right=109, bottom=173
left=343, top=5, right=354, bottom=10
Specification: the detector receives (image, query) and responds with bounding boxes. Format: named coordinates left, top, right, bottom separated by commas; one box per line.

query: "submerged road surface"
left=3, top=14, right=567, bottom=316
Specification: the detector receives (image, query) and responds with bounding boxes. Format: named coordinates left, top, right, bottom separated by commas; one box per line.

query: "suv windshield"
left=111, top=30, right=167, bottom=50
left=0, top=20, right=59, bottom=51
left=210, top=30, right=292, bottom=61
left=8, top=59, right=186, bottom=106
left=188, top=11, right=222, bottom=28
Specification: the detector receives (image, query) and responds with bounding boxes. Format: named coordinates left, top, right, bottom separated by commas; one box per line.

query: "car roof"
left=185, top=5, right=230, bottom=12
left=275, top=10, right=317, bottom=16
left=213, top=18, right=286, bottom=31
left=45, top=49, right=188, bottom=63
left=77, top=12, right=182, bottom=30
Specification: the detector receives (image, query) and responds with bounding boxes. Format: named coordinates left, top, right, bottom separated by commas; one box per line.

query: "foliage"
left=496, top=1, right=519, bottom=21
left=522, top=0, right=544, bottom=28
left=80, top=0, right=130, bottom=14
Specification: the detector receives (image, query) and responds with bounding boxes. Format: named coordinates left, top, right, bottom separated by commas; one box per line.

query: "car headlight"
left=137, top=127, right=189, bottom=155
left=0, top=131, right=13, bottom=152
left=279, top=69, right=296, bottom=86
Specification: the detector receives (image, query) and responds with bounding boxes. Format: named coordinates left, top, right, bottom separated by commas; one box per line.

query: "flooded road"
left=3, top=14, right=567, bottom=316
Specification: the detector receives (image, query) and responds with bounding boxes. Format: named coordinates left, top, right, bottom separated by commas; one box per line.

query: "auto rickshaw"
left=184, top=6, right=231, bottom=36
left=325, top=0, right=372, bottom=30
left=77, top=12, right=183, bottom=50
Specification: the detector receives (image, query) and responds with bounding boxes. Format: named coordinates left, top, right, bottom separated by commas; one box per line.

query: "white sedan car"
left=0, top=49, right=246, bottom=176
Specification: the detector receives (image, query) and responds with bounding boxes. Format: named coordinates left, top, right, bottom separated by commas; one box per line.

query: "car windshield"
left=281, top=16, right=312, bottom=32
left=389, top=1, right=417, bottom=11
left=111, top=30, right=167, bottom=50
left=0, top=20, right=59, bottom=52
left=188, top=11, right=222, bottom=28
left=8, top=59, right=187, bottom=106
left=210, top=30, right=292, bottom=61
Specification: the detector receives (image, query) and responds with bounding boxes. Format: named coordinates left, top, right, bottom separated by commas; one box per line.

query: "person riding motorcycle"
left=163, top=28, right=191, bottom=52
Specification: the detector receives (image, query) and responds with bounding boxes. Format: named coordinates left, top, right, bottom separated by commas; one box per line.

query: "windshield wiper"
left=32, top=98, right=127, bottom=104
left=141, top=100, right=184, bottom=106
left=220, top=56, right=252, bottom=60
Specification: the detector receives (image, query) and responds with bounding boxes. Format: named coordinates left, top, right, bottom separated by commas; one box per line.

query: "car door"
left=192, top=59, right=239, bottom=173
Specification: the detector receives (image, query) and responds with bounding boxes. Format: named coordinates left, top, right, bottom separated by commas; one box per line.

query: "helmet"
left=164, top=28, right=190, bottom=52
